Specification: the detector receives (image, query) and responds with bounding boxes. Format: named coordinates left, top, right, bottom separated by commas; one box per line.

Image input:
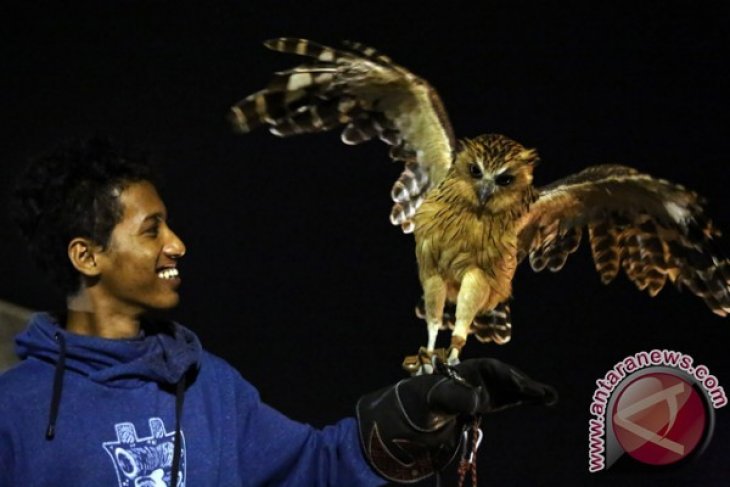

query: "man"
left=0, top=138, right=556, bottom=486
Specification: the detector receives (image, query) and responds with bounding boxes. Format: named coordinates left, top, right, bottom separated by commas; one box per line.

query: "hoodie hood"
left=15, top=312, right=202, bottom=388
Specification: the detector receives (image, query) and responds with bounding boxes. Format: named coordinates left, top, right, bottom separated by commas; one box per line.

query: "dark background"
left=1, top=1, right=729, bottom=485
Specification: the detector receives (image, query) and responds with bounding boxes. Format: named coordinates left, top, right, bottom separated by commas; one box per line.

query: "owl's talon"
left=446, top=335, right=465, bottom=365
left=418, top=363, right=434, bottom=375
left=402, top=347, right=449, bottom=376
left=446, top=346, right=461, bottom=366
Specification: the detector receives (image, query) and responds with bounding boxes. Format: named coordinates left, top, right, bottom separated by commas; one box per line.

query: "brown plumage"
left=230, top=38, right=730, bottom=363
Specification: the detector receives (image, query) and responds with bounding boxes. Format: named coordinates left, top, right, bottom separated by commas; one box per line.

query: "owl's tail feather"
left=472, top=302, right=512, bottom=345
left=415, top=299, right=512, bottom=345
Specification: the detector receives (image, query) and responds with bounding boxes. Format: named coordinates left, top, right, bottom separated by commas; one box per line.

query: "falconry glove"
left=356, top=358, right=557, bottom=483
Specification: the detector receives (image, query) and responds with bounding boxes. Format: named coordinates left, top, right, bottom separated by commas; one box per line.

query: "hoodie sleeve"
left=0, top=445, right=12, bottom=487
left=222, top=363, right=385, bottom=486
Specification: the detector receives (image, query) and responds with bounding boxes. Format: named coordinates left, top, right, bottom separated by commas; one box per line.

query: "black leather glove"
left=356, top=358, right=557, bottom=483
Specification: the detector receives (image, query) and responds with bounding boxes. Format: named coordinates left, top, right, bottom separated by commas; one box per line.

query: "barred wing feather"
left=229, top=38, right=456, bottom=233
left=516, top=164, right=730, bottom=316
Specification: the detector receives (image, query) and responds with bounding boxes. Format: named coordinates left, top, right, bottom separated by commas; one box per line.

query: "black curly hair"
left=11, top=137, right=156, bottom=295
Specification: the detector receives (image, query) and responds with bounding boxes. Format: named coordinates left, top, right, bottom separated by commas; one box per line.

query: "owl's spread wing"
left=229, top=38, right=456, bottom=233
left=516, top=164, right=730, bottom=316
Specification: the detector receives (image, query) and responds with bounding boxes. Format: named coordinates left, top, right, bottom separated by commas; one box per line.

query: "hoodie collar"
left=15, top=312, right=202, bottom=388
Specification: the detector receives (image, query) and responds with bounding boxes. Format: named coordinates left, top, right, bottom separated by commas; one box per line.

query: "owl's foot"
left=446, top=353, right=460, bottom=366
left=402, top=347, right=449, bottom=376
left=446, top=336, right=466, bottom=365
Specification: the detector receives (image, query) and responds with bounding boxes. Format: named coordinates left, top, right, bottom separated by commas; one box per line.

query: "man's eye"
left=145, top=226, right=159, bottom=236
left=495, top=174, right=514, bottom=186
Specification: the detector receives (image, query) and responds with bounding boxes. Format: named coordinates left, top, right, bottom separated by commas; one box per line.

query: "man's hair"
left=11, top=137, right=155, bottom=295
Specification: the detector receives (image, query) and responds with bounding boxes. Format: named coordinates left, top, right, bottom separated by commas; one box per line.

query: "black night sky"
left=1, top=1, right=729, bottom=485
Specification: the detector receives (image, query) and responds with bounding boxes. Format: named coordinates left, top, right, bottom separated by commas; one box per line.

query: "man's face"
left=93, top=180, right=186, bottom=315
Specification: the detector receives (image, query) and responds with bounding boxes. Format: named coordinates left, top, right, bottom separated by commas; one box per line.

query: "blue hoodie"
left=0, top=313, right=385, bottom=487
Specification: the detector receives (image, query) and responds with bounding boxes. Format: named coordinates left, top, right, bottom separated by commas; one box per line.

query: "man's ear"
left=68, top=238, right=103, bottom=277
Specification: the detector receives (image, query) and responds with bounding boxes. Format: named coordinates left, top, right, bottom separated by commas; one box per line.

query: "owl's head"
left=451, top=133, right=538, bottom=214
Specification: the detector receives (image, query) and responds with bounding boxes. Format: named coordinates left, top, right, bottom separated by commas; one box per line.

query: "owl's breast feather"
left=414, top=200, right=518, bottom=289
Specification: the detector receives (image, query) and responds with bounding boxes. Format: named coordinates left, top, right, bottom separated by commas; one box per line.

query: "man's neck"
left=66, top=291, right=142, bottom=339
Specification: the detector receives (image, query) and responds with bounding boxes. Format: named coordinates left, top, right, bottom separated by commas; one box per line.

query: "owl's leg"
left=422, top=275, right=447, bottom=351
left=409, top=275, right=448, bottom=374
left=450, top=268, right=489, bottom=364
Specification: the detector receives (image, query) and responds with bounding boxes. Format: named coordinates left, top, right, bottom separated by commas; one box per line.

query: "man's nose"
left=164, top=228, right=186, bottom=259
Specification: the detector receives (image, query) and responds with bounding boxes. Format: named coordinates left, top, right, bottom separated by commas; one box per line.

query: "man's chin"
left=146, top=293, right=181, bottom=311
left=161, top=295, right=181, bottom=309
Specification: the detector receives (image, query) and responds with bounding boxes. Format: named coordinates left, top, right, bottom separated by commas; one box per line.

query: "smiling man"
left=0, top=138, right=556, bottom=486
left=65, top=179, right=185, bottom=338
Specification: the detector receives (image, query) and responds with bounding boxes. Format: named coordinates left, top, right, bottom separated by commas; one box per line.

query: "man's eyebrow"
left=142, top=212, right=166, bottom=224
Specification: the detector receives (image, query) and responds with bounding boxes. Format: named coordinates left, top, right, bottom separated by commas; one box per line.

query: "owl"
left=229, top=38, right=730, bottom=368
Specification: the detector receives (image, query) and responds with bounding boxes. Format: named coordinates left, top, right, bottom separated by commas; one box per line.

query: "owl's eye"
left=469, top=163, right=483, bottom=179
left=495, top=173, right=514, bottom=186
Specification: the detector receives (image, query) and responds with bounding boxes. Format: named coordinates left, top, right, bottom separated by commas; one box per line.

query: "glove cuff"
left=356, top=378, right=463, bottom=483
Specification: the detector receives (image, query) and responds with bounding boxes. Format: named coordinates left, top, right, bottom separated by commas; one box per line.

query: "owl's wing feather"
left=229, top=38, right=455, bottom=233
left=516, top=164, right=730, bottom=316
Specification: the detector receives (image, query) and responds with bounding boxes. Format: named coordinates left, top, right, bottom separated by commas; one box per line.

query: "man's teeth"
left=157, top=268, right=179, bottom=280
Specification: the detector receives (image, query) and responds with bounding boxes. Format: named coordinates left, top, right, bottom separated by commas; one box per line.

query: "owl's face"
left=452, top=134, right=538, bottom=214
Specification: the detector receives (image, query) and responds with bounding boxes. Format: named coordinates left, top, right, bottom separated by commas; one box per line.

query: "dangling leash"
left=432, top=356, right=484, bottom=487
left=457, top=417, right=483, bottom=487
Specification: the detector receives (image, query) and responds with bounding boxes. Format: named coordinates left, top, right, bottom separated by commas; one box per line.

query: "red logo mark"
left=612, top=373, right=707, bottom=465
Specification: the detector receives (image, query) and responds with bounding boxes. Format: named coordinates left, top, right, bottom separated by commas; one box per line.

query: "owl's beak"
left=477, top=183, right=494, bottom=206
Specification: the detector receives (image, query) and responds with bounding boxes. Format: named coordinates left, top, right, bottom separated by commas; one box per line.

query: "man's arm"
left=228, top=357, right=555, bottom=486
left=237, top=399, right=385, bottom=486
left=231, top=372, right=385, bottom=486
